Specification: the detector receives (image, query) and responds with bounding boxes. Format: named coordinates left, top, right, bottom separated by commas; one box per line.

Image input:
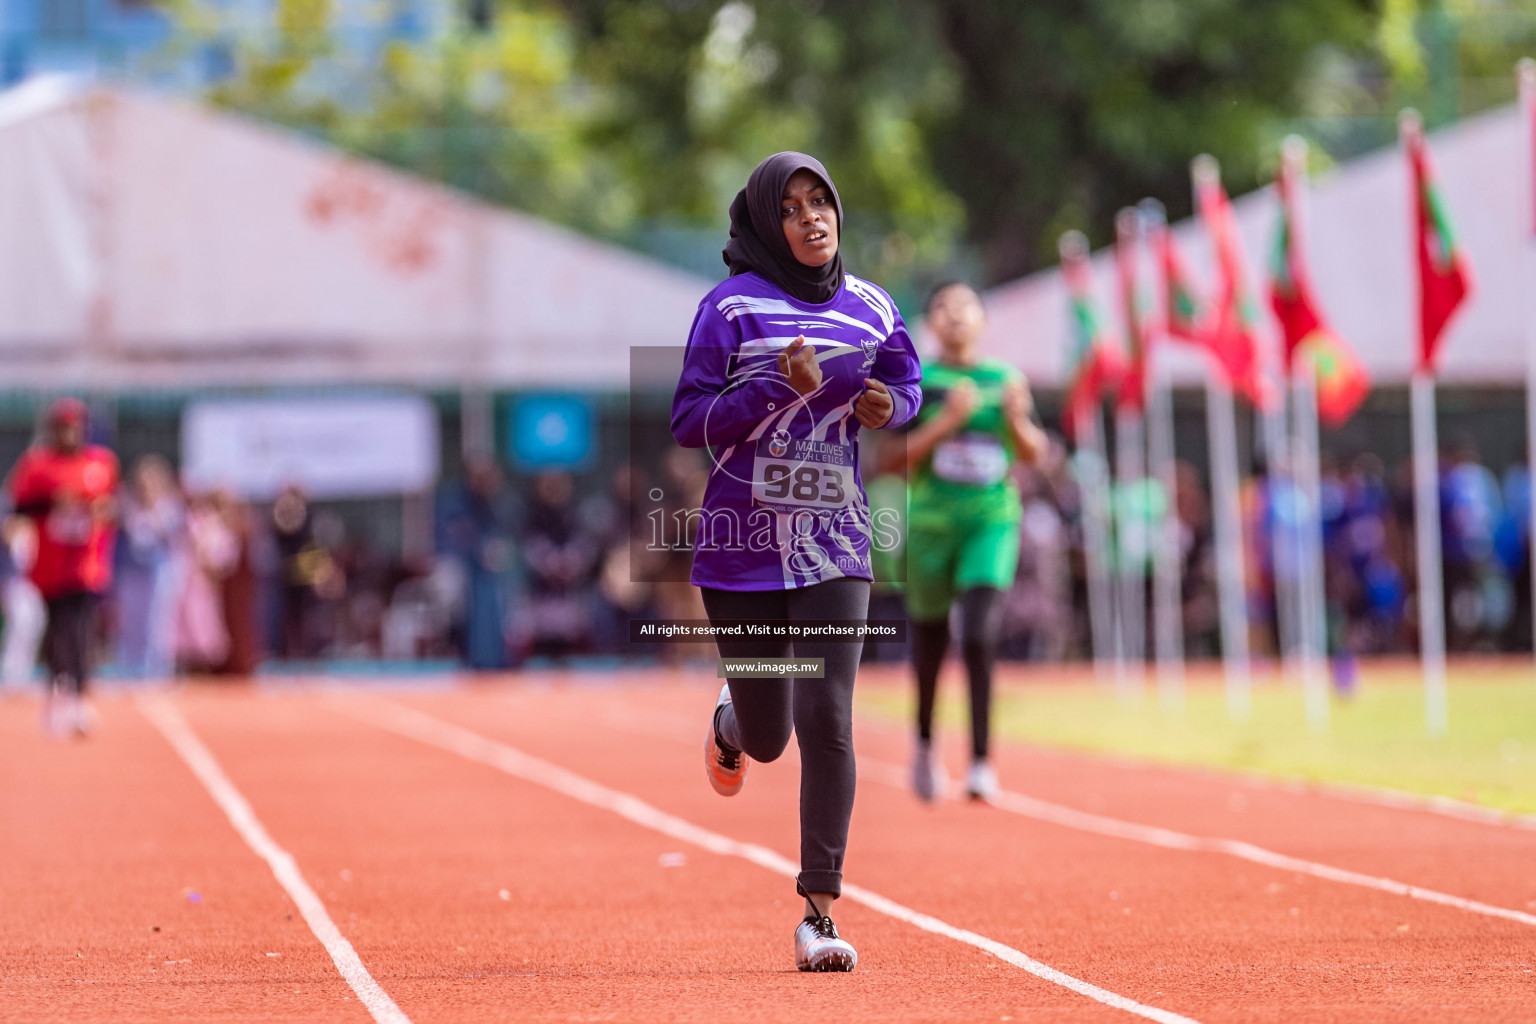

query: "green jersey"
left=907, top=358, right=1025, bottom=529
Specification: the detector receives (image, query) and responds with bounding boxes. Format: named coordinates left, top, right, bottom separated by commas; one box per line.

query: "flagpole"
left=1205, top=369, right=1252, bottom=720
left=1078, top=405, right=1120, bottom=683
left=1114, top=405, right=1147, bottom=696
left=1140, top=199, right=1186, bottom=710
left=1282, top=134, right=1331, bottom=732
left=1113, top=207, right=1149, bottom=698
left=1519, top=58, right=1536, bottom=677
left=1249, top=164, right=1296, bottom=683
left=1294, top=358, right=1330, bottom=730
left=1263, top=370, right=1301, bottom=683
left=1411, top=370, right=1448, bottom=736
left=1060, top=230, right=1123, bottom=682
left=1192, top=156, right=1252, bottom=721
left=1401, top=109, right=1449, bottom=739
left=1148, top=340, right=1185, bottom=709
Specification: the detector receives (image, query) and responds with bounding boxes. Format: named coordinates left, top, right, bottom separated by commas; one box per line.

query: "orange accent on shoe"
left=703, top=688, right=748, bottom=796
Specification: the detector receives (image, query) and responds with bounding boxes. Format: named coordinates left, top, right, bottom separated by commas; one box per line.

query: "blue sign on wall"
left=508, top=394, right=595, bottom=470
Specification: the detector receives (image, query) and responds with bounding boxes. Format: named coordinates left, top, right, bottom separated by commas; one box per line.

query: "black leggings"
left=44, top=591, right=98, bottom=696
left=913, top=586, right=1003, bottom=761
left=701, top=576, right=870, bottom=899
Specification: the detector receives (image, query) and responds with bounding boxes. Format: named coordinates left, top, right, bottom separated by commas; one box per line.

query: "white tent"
left=979, top=102, right=1528, bottom=387
left=0, top=76, right=713, bottom=391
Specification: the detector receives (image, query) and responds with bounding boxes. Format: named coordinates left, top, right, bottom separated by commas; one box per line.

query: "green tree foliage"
left=565, top=0, right=964, bottom=296
left=1397, top=0, right=1536, bottom=118
left=922, top=0, right=1380, bottom=280
left=161, top=0, right=1514, bottom=290
left=164, top=0, right=636, bottom=239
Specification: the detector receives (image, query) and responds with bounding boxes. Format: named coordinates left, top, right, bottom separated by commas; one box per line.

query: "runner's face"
left=926, top=284, right=985, bottom=359
left=50, top=420, right=84, bottom=453
left=780, top=170, right=838, bottom=267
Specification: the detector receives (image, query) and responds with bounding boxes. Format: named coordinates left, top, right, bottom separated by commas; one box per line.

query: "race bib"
left=932, top=434, right=1008, bottom=486
left=752, top=429, right=855, bottom=512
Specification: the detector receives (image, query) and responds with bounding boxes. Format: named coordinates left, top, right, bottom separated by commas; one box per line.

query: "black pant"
left=44, top=591, right=98, bottom=696
left=913, top=586, right=1003, bottom=761
left=701, top=577, right=870, bottom=899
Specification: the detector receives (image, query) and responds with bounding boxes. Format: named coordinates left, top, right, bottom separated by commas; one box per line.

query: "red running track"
left=3, top=669, right=1534, bottom=1023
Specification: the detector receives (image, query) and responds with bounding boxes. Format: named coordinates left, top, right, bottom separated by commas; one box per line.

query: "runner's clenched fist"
left=778, top=336, right=822, bottom=396
left=855, top=379, right=893, bottom=428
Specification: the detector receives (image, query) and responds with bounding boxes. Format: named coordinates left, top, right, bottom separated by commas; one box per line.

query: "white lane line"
left=138, top=697, right=411, bottom=1024
left=854, top=761, right=1536, bottom=929
left=583, top=679, right=1536, bottom=832
left=295, top=672, right=1536, bottom=833
left=587, top=699, right=1536, bottom=931
left=341, top=699, right=1204, bottom=1024
left=1235, top=773, right=1536, bottom=833
left=982, top=732, right=1536, bottom=833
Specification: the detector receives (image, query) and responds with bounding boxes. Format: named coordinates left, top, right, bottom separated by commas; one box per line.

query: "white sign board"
left=181, top=395, right=439, bottom=500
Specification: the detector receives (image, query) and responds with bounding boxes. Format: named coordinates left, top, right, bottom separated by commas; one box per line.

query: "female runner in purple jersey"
left=671, top=152, right=922, bottom=972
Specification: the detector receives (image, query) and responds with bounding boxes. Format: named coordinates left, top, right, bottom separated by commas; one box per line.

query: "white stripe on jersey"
left=735, top=339, right=866, bottom=373
left=737, top=336, right=862, bottom=357
left=810, top=399, right=854, bottom=443
left=844, top=275, right=896, bottom=335
left=716, top=295, right=887, bottom=341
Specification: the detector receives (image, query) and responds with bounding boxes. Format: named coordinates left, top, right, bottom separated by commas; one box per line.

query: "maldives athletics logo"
left=768, top=428, right=791, bottom=458
left=860, top=337, right=879, bottom=370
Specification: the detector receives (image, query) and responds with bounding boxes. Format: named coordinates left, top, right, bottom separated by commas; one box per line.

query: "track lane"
left=172, top=688, right=1141, bottom=1023
left=589, top=669, right=1536, bottom=911
left=139, top=697, right=411, bottom=1024
left=853, top=679, right=1536, bottom=913
left=404, top=680, right=1536, bottom=1023
left=0, top=692, right=371, bottom=1023
left=13, top=678, right=1536, bottom=1023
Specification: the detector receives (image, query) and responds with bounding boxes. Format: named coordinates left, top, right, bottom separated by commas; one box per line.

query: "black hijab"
left=722, top=151, right=844, bottom=305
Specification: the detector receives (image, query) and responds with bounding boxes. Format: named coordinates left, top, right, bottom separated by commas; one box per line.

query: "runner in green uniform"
left=900, top=282, right=1045, bottom=801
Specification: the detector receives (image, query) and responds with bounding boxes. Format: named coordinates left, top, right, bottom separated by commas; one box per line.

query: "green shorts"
left=903, top=518, right=1021, bottom=622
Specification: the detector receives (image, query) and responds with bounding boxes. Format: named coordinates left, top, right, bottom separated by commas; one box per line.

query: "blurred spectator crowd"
left=0, top=454, right=404, bottom=682
left=1243, top=438, right=1534, bottom=661
left=0, top=432, right=1531, bottom=683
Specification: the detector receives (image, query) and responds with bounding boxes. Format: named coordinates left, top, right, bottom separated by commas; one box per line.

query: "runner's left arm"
left=671, top=302, right=781, bottom=450
left=868, top=313, right=922, bottom=430
left=1004, top=374, right=1047, bottom=466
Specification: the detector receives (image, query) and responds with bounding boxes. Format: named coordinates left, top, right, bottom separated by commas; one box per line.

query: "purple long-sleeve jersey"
left=671, top=272, right=922, bottom=590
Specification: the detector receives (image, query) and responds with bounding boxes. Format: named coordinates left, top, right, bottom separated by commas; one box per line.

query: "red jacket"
left=7, top=444, right=120, bottom=598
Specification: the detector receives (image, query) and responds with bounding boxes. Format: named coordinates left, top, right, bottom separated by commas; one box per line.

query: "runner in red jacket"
left=6, top=399, right=119, bottom=736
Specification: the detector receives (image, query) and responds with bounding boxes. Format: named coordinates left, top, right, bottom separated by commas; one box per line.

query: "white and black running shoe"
left=911, top=736, right=947, bottom=802
left=795, top=913, right=858, bottom=972
left=965, top=760, right=998, bottom=802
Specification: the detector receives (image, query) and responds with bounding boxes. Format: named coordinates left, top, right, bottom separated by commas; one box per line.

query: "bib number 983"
left=753, top=460, right=850, bottom=509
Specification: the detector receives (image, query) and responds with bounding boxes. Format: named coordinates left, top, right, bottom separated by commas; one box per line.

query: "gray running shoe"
left=911, top=737, right=946, bottom=802
left=795, top=914, right=857, bottom=972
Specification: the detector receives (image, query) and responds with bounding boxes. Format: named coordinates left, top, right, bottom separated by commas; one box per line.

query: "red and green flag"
left=1296, top=337, right=1370, bottom=427
left=1402, top=111, right=1473, bottom=373
left=1268, top=140, right=1370, bottom=426
left=1061, top=231, right=1126, bottom=439
left=1114, top=209, right=1150, bottom=414
left=1152, top=220, right=1205, bottom=344
left=1194, top=157, right=1273, bottom=409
